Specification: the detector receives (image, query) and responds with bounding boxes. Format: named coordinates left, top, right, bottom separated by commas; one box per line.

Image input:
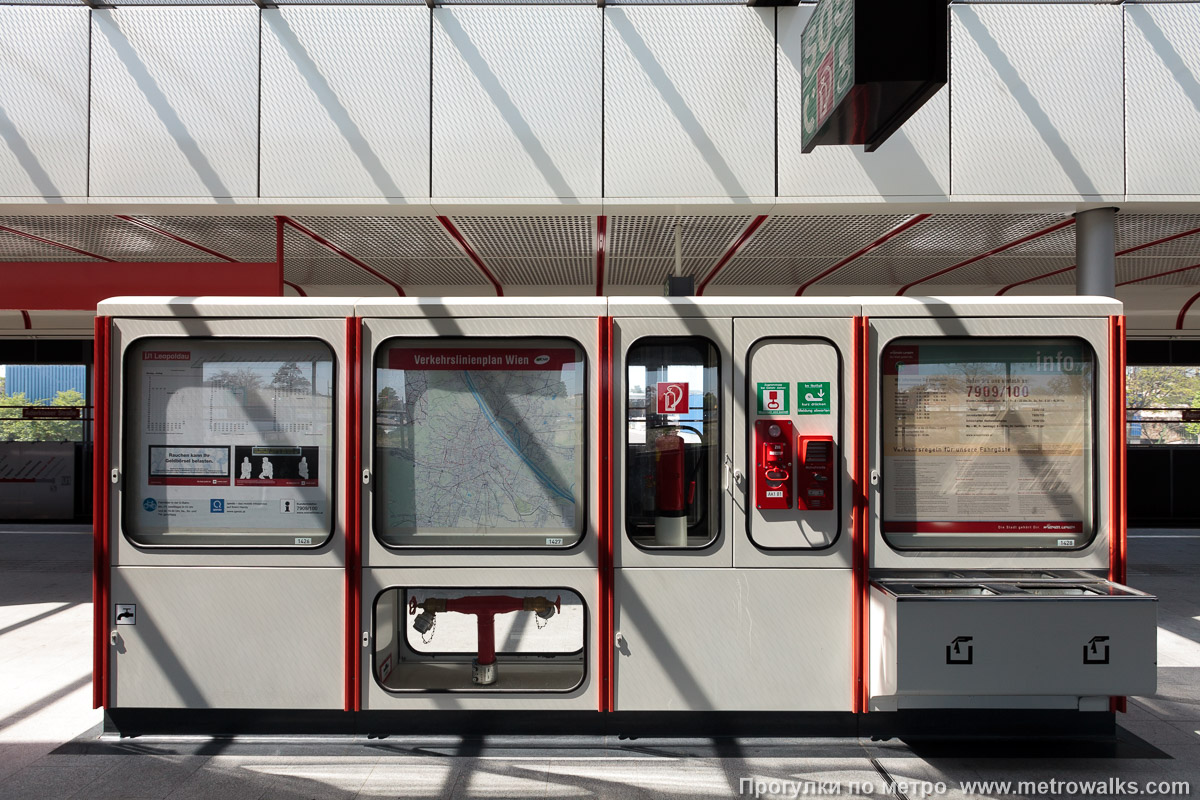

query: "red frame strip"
left=853, top=316, right=871, bottom=714
left=797, top=215, right=930, bottom=297
left=278, top=216, right=405, bottom=297
left=696, top=215, right=768, bottom=296
left=998, top=225, right=1200, bottom=295
left=345, top=317, right=363, bottom=711
left=0, top=224, right=117, bottom=262
left=595, top=216, right=608, bottom=297
left=897, top=219, right=1075, bottom=296
left=1109, top=315, right=1128, bottom=713
left=92, top=316, right=111, bottom=709
left=19, top=310, right=31, bottom=330
left=436, top=216, right=503, bottom=297
left=598, top=316, right=615, bottom=712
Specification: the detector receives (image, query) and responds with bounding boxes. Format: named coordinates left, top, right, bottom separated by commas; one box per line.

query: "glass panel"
left=1125, top=365, right=1200, bottom=445
left=373, top=587, right=585, bottom=693
left=123, top=338, right=335, bottom=547
left=881, top=337, right=1095, bottom=550
left=0, top=364, right=88, bottom=522
left=625, top=338, right=720, bottom=549
left=373, top=338, right=585, bottom=548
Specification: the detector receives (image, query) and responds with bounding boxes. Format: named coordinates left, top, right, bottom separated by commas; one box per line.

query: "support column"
left=1075, top=207, right=1118, bottom=298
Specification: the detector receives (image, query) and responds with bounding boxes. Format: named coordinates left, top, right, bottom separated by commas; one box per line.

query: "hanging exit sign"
left=801, top=0, right=947, bottom=153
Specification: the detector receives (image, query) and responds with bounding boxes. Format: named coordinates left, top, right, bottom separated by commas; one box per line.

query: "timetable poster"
left=131, top=341, right=333, bottom=535
left=881, top=341, right=1093, bottom=538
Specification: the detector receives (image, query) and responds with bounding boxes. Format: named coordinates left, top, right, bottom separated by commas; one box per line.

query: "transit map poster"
left=127, top=339, right=334, bottom=541
left=374, top=340, right=584, bottom=545
left=881, top=339, right=1094, bottom=544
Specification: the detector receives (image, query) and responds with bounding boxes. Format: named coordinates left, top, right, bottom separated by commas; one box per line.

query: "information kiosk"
left=90, top=295, right=1156, bottom=729
left=862, top=298, right=1156, bottom=712
left=608, top=298, right=858, bottom=712
left=95, top=298, right=352, bottom=711
left=357, top=298, right=603, bottom=711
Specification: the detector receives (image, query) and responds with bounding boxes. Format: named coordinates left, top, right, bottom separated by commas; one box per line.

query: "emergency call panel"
left=754, top=419, right=794, bottom=510
left=797, top=436, right=835, bottom=511
left=746, top=338, right=841, bottom=549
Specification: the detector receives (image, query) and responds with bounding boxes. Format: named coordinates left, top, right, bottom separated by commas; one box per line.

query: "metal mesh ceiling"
left=607, top=215, right=751, bottom=285
left=0, top=215, right=223, bottom=262
left=129, top=216, right=278, bottom=262
left=451, top=216, right=594, bottom=286
left=1117, top=257, right=1200, bottom=287
left=1116, top=214, right=1200, bottom=255
left=2, top=211, right=1200, bottom=294
left=289, top=216, right=485, bottom=286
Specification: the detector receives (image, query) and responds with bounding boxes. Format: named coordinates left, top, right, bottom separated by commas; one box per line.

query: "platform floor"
left=1, top=525, right=1197, bottom=800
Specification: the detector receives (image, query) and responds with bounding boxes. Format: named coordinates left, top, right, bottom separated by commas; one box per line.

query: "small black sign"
left=115, top=604, right=136, bottom=626
left=946, top=635, right=973, bottom=664
left=1084, top=636, right=1110, bottom=665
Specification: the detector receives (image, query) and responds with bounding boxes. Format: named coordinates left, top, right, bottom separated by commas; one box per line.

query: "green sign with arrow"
left=797, top=382, right=831, bottom=415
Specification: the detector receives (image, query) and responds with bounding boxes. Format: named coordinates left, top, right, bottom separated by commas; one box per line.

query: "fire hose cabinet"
left=869, top=578, right=1157, bottom=703
left=362, top=567, right=598, bottom=710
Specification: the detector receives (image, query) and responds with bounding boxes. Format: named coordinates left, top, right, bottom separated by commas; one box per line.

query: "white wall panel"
left=0, top=8, right=89, bottom=199
left=777, top=6, right=948, bottom=199
left=604, top=6, right=774, bottom=200
left=1126, top=4, right=1200, bottom=197
left=432, top=8, right=600, bottom=200
left=90, top=8, right=258, bottom=199
left=951, top=4, right=1124, bottom=197
left=261, top=8, right=429, bottom=200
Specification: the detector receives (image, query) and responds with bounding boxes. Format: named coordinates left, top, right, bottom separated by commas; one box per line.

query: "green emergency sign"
left=797, top=382, right=831, bottom=415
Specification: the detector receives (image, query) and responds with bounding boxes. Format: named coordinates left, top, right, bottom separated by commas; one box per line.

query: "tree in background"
left=270, top=362, right=312, bottom=394
left=0, top=388, right=85, bottom=442
left=1125, top=366, right=1200, bottom=444
left=210, top=368, right=263, bottom=392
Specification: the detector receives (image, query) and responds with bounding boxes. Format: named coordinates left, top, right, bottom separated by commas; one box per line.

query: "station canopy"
left=3, top=212, right=1200, bottom=299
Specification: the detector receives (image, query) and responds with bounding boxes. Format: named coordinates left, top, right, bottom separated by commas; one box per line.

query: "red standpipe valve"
left=409, top=594, right=559, bottom=685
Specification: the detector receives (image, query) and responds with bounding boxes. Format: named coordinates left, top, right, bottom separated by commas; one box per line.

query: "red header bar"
left=5, top=261, right=281, bottom=310
left=388, top=348, right=579, bottom=371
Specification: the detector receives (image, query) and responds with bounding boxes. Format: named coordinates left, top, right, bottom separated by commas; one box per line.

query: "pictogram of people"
left=298, top=456, right=309, bottom=480
left=259, top=457, right=273, bottom=480
left=240, top=457, right=252, bottom=480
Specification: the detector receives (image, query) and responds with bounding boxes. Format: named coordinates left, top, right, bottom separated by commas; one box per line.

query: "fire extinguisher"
left=654, top=429, right=687, bottom=546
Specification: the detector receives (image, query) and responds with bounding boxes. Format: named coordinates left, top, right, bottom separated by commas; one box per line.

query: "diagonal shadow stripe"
left=1130, top=9, right=1200, bottom=118
left=265, top=13, right=408, bottom=201
left=607, top=9, right=753, bottom=200
left=437, top=11, right=581, bottom=202
left=94, top=14, right=236, bottom=202
left=956, top=6, right=1100, bottom=196
left=0, top=105, right=68, bottom=200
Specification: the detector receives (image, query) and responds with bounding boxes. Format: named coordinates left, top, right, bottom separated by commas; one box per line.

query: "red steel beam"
left=696, top=215, right=768, bottom=296
left=19, top=310, right=31, bottom=330
left=595, top=215, right=608, bottom=297
left=998, top=224, right=1200, bottom=295
left=1116, top=261, right=1200, bottom=287
left=897, top=218, right=1075, bottom=296
left=436, top=216, right=503, bottom=297
left=1177, top=290, right=1200, bottom=330
left=283, top=280, right=308, bottom=297
left=278, top=216, right=405, bottom=297
left=0, top=224, right=116, bottom=262
left=796, top=214, right=930, bottom=296
left=115, top=215, right=238, bottom=262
